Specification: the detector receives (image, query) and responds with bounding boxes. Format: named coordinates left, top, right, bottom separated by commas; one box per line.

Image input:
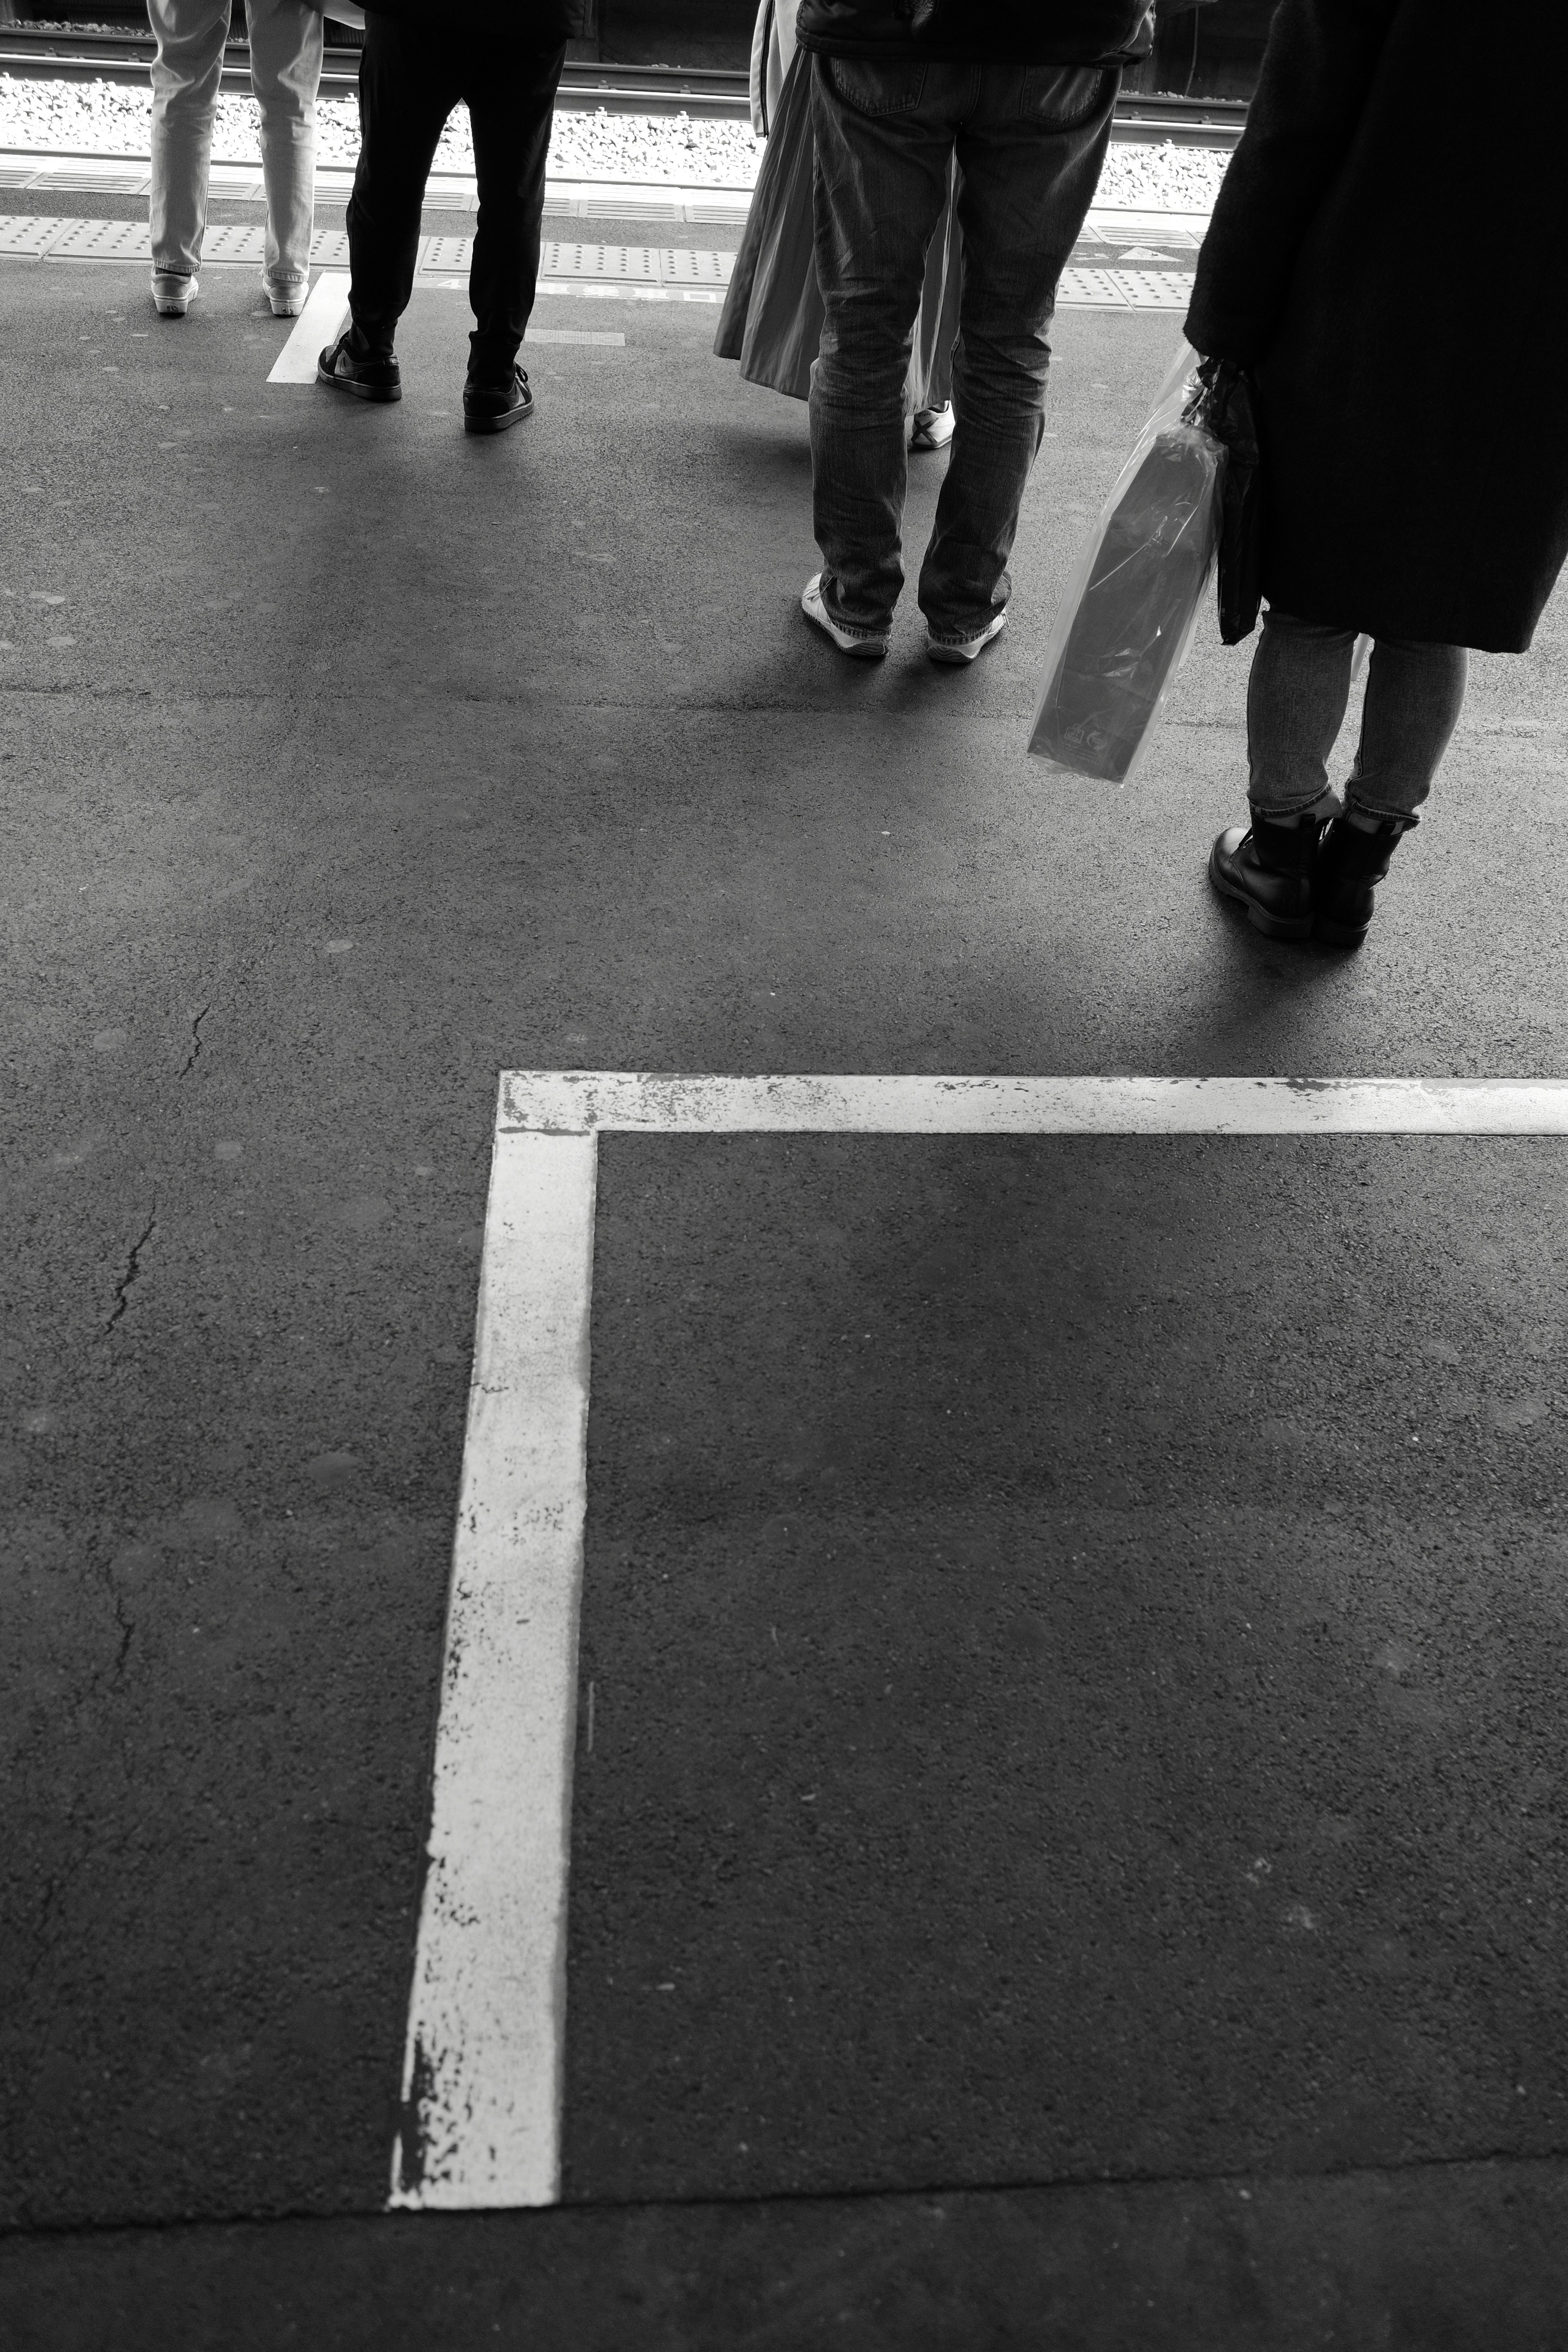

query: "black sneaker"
left=463, top=367, right=534, bottom=435
left=317, top=331, right=401, bottom=403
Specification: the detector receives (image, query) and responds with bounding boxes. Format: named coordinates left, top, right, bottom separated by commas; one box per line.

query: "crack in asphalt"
left=177, top=1003, right=212, bottom=1080
left=102, top=1559, right=134, bottom=1684
left=103, top=1205, right=158, bottom=1338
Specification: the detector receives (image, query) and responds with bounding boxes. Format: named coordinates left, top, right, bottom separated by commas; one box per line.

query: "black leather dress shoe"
left=317, top=332, right=401, bottom=403
left=1207, top=808, right=1324, bottom=941
left=1314, top=813, right=1410, bottom=947
left=463, top=367, right=534, bottom=435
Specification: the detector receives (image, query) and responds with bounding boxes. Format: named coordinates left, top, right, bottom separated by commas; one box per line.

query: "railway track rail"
left=0, top=27, right=1247, bottom=140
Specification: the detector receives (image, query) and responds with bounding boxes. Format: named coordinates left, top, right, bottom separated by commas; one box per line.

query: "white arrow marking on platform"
left=266, top=271, right=350, bottom=383
left=391, top=1070, right=1568, bottom=2212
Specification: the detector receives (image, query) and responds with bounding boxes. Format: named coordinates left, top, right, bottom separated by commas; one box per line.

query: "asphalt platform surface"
left=2, top=252, right=1568, bottom=2348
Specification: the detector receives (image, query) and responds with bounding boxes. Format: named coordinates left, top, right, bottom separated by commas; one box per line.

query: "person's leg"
left=147, top=0, right=228, bottom=285
left=1209, top=608, right=1356, bottom=939
left=917, top=61, right=1117, bottom=642
left=245, top=0, right=323, bottom=301
left=345, top=15, right=457, bottom=356
left=1245, top=607, right=1359, bottom=817
left=1309, top=636, right=1468, bottom=947
left=459, top=36, right=566, bottom=385
left=1346, top=636, right=1468, bottom=823
left=808, top=55, right=960, bottom=634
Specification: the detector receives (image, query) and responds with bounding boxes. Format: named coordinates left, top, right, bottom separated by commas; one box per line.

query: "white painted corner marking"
left=391, top=1067, right=1568, bottom=2215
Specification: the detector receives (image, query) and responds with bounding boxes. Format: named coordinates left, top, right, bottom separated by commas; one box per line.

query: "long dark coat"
left=1185, top=0, right=1568, bottom=653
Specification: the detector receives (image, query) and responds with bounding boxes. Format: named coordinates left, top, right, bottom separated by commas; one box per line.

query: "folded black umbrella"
left=1186, top=356, right=1262, bottom=645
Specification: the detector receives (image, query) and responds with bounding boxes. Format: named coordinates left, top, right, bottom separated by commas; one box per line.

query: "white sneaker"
left=927, top=608, right=1008, bottom=666
left=262, top=272, right=307, bottom=318
left=801, top=572, right=889, bottom=659
left=152, top=272, right=197, bottom=318
left=910, top=403, right=955, bottom=452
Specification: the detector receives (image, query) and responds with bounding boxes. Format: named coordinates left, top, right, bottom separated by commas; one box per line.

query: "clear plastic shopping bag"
left=1028, top=343, right=1224, bottom=784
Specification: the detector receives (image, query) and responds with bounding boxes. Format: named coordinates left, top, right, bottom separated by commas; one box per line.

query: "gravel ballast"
left=0, top=73, right=1229, bottom=208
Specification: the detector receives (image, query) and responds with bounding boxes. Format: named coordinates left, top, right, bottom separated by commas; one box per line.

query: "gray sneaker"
left=262, top=270, right=307, bottom=318
left=152, top=272, right=197, bottom=319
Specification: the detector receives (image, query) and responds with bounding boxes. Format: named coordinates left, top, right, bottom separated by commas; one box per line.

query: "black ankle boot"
left=1208, top=807, right=1324, bottom=940
left=1314, top=813, right=1411, bottom=947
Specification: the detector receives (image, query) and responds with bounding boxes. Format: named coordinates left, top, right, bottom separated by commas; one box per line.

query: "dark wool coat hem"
left=1184, top=0, right=1568, bottom=656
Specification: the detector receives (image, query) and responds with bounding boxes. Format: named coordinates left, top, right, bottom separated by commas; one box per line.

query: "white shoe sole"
left=910, top=406, right=955, bottom=452
left=801, top=573, right=888, bottom=660
left=928, top=611, right=1007, bottom=666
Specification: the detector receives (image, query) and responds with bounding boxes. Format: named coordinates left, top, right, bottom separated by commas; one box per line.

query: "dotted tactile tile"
left=309, top=228, right=350, bottom=265
left=200, top=222, right=267, bottom=262
left=660, top=247, right=732, bottom=285
left=43, top=216, right=150, bottom=259
left=0, top=214, right=68, bottom=255
left=421, top=234, right=473, bottom=272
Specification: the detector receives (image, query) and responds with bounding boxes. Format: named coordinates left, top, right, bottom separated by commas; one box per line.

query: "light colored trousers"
left=149, top=0, right=323, bottom=285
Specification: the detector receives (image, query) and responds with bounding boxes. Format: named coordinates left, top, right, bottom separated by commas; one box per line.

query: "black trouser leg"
left=346, top=16, right=458, bottom=356
left=461, top=40, right=566, bottom=384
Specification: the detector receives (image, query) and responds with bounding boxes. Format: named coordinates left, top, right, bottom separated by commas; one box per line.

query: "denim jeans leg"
left=246, top=0, right=323, bottom=290
left=346, top=17, right=457, bottom=354
left=148, top=0, right=229, bottom=278
left=918, top=62, right=1118, bottom=638
left=1245, top=608, right=1359, bottom=815
left=1348, top=638, right=1468, bottom=822
left=462, top=42, right=566, bottom=383
left=808, top=56, right=957, bottom=634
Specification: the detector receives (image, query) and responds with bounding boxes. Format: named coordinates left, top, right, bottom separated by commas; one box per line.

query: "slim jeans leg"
left=1245, top=608, right=1359, bottom=816
left=246, top=0, right=323, bottom=290
left=462, top=42, right=566, bottom=383
left=148, top=0, right=229, bottom=278
left=808, top=55, right=956, bottom=633
left=919, top=64, right=1117, bottom=637
left=1348, top=638, right=1468, bottom=822
left=346, top=17, right=457, bottom=355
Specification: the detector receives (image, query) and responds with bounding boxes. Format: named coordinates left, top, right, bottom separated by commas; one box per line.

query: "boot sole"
left=1313, top=914, right=1370, bottom=948
left=1207, top=846, right=1314, bottom=941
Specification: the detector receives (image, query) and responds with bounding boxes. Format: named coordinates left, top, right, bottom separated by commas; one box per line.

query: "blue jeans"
left=808, top=54, right=1118, bottom=641
left=1247, top=610, right=1469, bottom=824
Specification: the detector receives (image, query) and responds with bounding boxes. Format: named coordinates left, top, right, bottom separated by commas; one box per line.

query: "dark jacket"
left=795, top=0, right=1152, bottom=65
left=363, top=0, right=590, bottom=36
left=1186, top=0, right=1568, bottom=654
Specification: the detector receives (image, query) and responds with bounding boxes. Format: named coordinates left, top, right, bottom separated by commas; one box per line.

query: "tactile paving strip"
left=421, top=239, right=736, bottom=287
left=0, top=216, right=1194, bottom=309
left=1057, top=264, right=1196, bottom=308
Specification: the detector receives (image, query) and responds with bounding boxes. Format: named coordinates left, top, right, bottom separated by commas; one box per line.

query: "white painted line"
left=266, top=270, right=350, bottom=384
left=499, top=1071, right=1568, bottom=1137
left=390, top=1122, right=597, bottom=2213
